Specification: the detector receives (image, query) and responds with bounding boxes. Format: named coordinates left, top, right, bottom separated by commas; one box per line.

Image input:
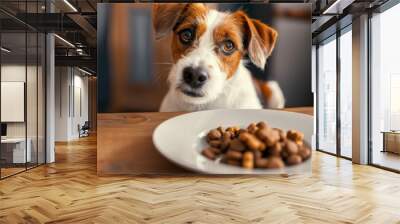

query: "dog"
left=153, top=3, right=285, bottom=112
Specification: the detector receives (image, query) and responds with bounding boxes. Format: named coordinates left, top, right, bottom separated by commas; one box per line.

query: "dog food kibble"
left=238, top=129, right=248, bottom=135
left=273, top=128, right=286, bottom=142
left=255, top=128, right=269, bottom=141
left=202, top=147, right=217, bottom=160
left=287, top=154, right=302, bottom=165
left=209, top=140, right=222, bottom=148
left=255, top=158, right=269, bottom=168
left=265, top=129, right=281, bottom=147
left=220, top=132, right=232, bottom=150
left=239, top=132, right=266, bottom=151
left=287, top=130, right=304, bottom=146
left=209, top=147, right=222, bottom=155
left=257, top=121, right=268, bottom=129
left=201, top=121, right=311, bottom=169
left=226, top=159, right=241, bottom=167
left=298, top=146, right=311, bottom=160
left=269, top=142, right=282, bottom=156
left=229, top=139, right=246, bottom=151
left=247, top=123, right=259, bottom=134
left=226, top=126, right=240, bottom=135
left=253, top=149, right=262, bottom=159
left=226, top=150, right=243, bottom=160
left=284, top=140, right=299, bottom=155
left=242, top=151, right=254, bottom=169
left=207, top=129, right=222, bottom=141
left=287, top=130, right=303, bottom=141
left=223, top=131, right=233, bottom=140
left=267, top=157, right=285, bottom=169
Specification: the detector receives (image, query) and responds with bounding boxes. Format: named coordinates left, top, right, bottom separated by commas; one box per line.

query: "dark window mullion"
left=336, top=27, right=341, bottom=157
left=316, top=44, right=320, bottom=151
left=25, top=0, right=28, bottom=171
left=36, top=0, right=39, bottom=168
left=367, top=11, right=373, bottom=165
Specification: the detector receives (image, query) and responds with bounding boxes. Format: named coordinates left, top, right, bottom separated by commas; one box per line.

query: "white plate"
left=153, top=109, right=313, bottom=174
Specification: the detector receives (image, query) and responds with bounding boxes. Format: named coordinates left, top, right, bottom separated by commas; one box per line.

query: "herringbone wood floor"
left=1, top=135, right=400, bottom=224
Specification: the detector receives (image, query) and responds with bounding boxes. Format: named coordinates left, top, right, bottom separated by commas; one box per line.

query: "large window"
left=0, top=2, right=46, bottom=179
left=317, top=26, right=353, bottom=158
left=317, top=36, right=337, bottom=154
left=339, top=28, right=352, bottom=158
left=370, top=3, right=400, bottom=171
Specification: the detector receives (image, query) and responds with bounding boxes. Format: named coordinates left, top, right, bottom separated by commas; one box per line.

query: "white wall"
left=1, top=65, right=26, bottom=81
left=1, top=65, right=39, bottom=138
left=71, top=73, right=89, bottom=138
left=55, top=67, right=70, bottom=141
left=54, top=67, right=89, bottom=141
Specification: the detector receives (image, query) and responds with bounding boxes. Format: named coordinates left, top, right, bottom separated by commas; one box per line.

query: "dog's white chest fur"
left=160, top=63, right=262, bottom=112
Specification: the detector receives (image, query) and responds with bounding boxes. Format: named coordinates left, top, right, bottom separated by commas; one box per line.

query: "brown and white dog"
left=153, top=3, right=285, bottom=112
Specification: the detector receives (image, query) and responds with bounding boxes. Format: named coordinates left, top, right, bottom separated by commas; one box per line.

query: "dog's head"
left=153, top=3, right=278, bottom=105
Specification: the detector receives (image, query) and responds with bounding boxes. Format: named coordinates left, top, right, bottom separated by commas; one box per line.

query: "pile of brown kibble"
left=201, top=121, right=311, bottom=169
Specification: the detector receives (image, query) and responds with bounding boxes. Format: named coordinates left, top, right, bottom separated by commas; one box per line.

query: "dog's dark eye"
left=179, top=29, right=194, bottom=44
left=221, top=40, right=235, bottom=55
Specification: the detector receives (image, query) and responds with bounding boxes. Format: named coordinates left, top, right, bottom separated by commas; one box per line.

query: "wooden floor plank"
left=0, top=135, right=400, bottom=223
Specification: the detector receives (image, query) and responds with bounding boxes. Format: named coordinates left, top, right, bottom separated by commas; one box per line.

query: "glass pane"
left=318, top=37, right=337, bottom=154
left=340, top=29, right=352, bottom=158
left=1, top=30, right=27, bottom=177
left=26, top=0, right=38, bottom=169
left=38, top=33, right=45, bottom=165
left=371, top=4, right=400, bottom=171
left=27, top=31, right=38, bottom=169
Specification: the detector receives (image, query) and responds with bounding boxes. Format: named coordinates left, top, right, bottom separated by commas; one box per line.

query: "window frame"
left=0, top=1, right=48, bottom=180
left=315, top=24, right=353, bottom=160
left=367, top=0, right=400, bottom=173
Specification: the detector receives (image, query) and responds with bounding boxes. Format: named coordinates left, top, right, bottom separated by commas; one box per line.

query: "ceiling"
left=0, top=0, right=392, bottom=74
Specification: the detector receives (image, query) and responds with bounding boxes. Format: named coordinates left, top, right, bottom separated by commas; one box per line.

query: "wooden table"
left=97, top=107, right=313, bottom=175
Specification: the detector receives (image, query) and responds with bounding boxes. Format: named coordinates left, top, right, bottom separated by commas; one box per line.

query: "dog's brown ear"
left=152, top=3, right=187, bottom=40
left=235, top=11, right=278, bottom=69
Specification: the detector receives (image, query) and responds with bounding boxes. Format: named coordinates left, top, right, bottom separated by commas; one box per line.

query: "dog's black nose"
left=183, top=67, right=208, bottom=88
